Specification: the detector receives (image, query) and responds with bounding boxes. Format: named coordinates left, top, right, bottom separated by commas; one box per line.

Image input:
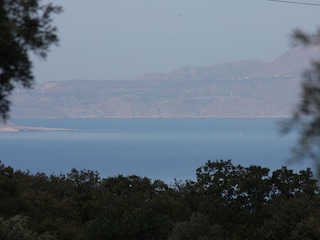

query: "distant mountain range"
left=10, top=46, right=320, bottom=118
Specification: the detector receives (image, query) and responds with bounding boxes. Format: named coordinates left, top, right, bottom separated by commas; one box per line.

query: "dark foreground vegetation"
left=0, top=160, right=320, bottom=240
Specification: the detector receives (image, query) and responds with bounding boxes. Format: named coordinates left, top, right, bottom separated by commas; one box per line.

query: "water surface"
left=0, top=118, right=311, bottom=182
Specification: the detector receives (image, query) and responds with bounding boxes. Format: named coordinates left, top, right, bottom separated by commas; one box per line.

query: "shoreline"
left=0, top=123, right=77, bottom=132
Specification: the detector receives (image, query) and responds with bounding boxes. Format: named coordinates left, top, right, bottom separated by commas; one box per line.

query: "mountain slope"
left=10, top=46, right=320, bottom=118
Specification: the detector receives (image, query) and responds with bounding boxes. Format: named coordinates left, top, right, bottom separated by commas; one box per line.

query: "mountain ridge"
left=10, top=46, right=320, bottom=118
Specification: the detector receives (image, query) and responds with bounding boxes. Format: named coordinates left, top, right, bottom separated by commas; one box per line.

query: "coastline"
left=0, top=122, right=77, bottom=132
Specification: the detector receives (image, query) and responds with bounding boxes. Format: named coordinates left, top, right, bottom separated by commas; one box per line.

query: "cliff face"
left=10, top=46, right=320, bottom=118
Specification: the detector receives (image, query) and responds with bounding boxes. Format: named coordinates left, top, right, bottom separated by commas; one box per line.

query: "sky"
left=32, top=0, right=320, bottom=82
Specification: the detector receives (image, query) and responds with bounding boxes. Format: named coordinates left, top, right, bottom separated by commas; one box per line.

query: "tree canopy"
left=0, top=159, right=319, bottom=239
left=0, top=0, right=62, bottom=120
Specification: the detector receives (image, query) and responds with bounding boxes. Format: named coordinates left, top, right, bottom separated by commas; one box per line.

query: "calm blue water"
left=0, top=118, right=313, bottom=182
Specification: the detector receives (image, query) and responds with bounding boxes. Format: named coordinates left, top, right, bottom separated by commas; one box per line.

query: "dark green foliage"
left=0, top=215, right=57, bottom=240
left=168, top=213, right=224, bottom=240
left=270, top=166, right=318, bottom=198
left=0, top=0, right=62, bottom=120
left=256, top=196, right=320, bottom=239
left=0, top=159, right=319, bottom=239
left=174, top=160, right=320, bottom=240
left=0, top=163, right=26, bottom=217
left=83, top=175, right=174, bottom=240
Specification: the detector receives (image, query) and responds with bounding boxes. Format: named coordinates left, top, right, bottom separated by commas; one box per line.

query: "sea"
left=0, top=118, right=313, bottom=183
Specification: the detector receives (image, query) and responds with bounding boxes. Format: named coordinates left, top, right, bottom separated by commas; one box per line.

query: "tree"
left=83, top=175, right=175, bottom=240
left=168, top=213, right=224, bottom=240
left=281, top=28, right=320, bottom=171
left=256, top=196, right=320, bottom=240
left=0, top=215, right=57, bottom=240
left=0, top=0, right=62, bottom=120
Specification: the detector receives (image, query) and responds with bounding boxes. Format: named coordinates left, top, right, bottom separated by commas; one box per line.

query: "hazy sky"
left=32, top=0, right=320, bottom=82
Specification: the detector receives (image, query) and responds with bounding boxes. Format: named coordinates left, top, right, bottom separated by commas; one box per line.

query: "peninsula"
left=0, top=122, right=76, bottom=132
